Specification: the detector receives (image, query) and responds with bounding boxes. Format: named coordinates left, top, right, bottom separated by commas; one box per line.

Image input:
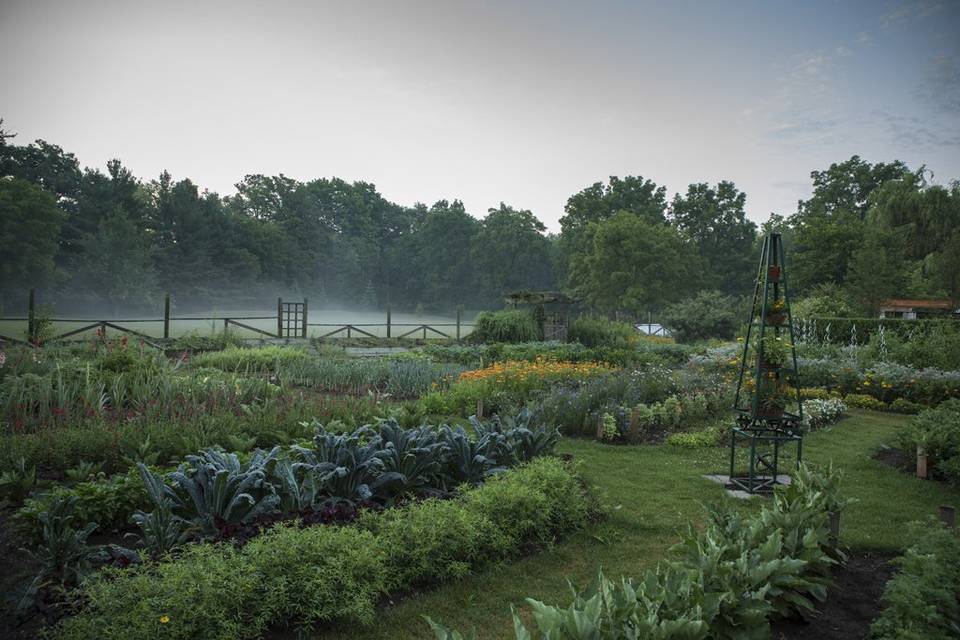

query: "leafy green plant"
left=169, top=447, right=281, bottom=537
left=29, top=495, right=99, bottom=587
left=568, top=316, right=636, bottom=348
left=470, top=309, right=541, bottom=343
left=65, top=460, right=105, bottom=484
left=0, top=456, right=36, bottom=505
left=127, top=464, right=188, bottom=557
left=870, top=520, right=960, bottom=640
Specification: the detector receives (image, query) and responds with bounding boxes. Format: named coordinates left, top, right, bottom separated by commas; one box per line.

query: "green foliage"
left=792, top=283, right=858, bottom=318
left=661, top=291, right=740, bottom=343
left=429, top=464, right=848, bottom=640
left=569, top=211, right=696, bottom=314
left=870, top=521, right=960, bottom=640
left=470, top=309, right=541, bottom=343
left=568, top=316, right=637, bottom=348
left=798, top=316, right=960, bottom=347
left=841, top=393, right=887, bottom=411
left=169, top=447, right=281, bottom=537
left=29, top=495, right=99, bottom=587
left=0, top=456, right=36, bottom=505
left=189, top=345, right=311, bottom=372
left=897, top=402, right=960, bottom=484
left=16, top=465, right=150, bottom=541
left=0, top=177, right=64, bottom=288
left=669, top=180, right=757, bottom=296
left=55, top=458, right=591, bottom=640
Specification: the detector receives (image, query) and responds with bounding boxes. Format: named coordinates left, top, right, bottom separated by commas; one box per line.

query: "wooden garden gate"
left=278, top=298, right=307, bottom=338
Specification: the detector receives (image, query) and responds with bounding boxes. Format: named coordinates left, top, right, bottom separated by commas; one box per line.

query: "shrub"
left=567, top=317, right=636, bottom=348
left=888, top=398, right=923, bottom=414
left=470, top=309, right=540, bottom=343
left=897, top=403, right=960, bottom=484
left=660, top=290, right=740, bottom=343
left=800, top=387, right=836, bottom=400
left=870, top=521, right=960, bottom=640
left=843, top=393, right=888, bottom=411
left=666, top=425, right=725, bottom=448
left=801, top=398, right=847, bottom=431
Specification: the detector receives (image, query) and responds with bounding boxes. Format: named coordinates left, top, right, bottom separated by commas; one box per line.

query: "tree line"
left=1, top=121, right=958, bottom=317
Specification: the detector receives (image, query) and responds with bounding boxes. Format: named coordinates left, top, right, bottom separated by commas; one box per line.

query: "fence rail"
left=0, top=289, right=474, bottom=345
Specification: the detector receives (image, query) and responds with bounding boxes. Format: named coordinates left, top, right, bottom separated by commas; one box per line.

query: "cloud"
left=855, top=31, right=873, bottom=45
left=919, top=55, right=960, bottom=113
left=881, top=1, right=943, bottom=28
left=873, top=109, right=960, bottom=148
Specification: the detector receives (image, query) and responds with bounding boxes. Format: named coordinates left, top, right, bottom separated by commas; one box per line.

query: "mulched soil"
left=873, top=446, right=915, bottom=475
left=772, top=552, right=894, bottom=640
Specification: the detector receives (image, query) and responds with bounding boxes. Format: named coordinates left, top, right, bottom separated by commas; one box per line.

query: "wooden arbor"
left=504, top=291, right=577, bottom=341
left=729, top=232, right=803, bottom=493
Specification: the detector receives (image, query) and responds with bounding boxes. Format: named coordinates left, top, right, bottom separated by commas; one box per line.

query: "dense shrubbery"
left=469, top=309, right=541, bottom=343
left=870, top=520, right=960, bottom=640
left=567, top=316, right=636, bottom=348
left=660, top=290, right=741, bottom=343
left=53, top=457, right=591, bottom=640
left=429, top=464, right=849, bottom=640
left=897, top=400, right=960, bottom=485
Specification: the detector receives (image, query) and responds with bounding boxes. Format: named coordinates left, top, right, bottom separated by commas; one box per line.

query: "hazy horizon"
left=2, top=0, right=958, bottom=231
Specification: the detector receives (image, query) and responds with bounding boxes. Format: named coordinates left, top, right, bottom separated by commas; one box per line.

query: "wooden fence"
left=0, top=290, right=473, bottom=346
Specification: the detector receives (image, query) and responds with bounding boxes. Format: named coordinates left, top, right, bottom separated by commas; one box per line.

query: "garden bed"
left=772, top=552, right=894, bottom=640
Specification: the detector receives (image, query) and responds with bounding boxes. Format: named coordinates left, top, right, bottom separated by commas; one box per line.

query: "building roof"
left=880, top=298, right=955, bottom=310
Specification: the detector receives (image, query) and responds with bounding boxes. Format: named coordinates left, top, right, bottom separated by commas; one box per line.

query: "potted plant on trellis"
left=728, top=232, right=803, bottom=494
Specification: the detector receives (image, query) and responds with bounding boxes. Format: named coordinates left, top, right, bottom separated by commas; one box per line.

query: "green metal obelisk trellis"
left=729, top=232, right=803, bottom=493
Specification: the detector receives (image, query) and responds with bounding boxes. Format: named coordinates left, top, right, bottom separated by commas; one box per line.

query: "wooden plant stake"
left=917, top=445, right=928, bottom=479
left=828, top=511, right=841, bottom=545
left=939, top=505, right=956, bottom=530
left=476, top=399, right=483, bottom=419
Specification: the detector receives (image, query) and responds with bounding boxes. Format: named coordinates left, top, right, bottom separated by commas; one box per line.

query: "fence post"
left=223, top=318, right=229, bottom=334
left=27, top=288, right=36, bottom=343
left=302, top=298, right=308, bottom=338
left=423, top=325, right=427, bottom=340
left=277, top=297, right=283, bottom=338
left=456, top=306, right=462, bottom=340
left=163, top=293, right=171, bottom=339
left=386, top=305, right=391, bottom=339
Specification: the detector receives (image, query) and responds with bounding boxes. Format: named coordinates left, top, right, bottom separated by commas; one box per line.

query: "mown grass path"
left=313, top=410, right=960, bottom=639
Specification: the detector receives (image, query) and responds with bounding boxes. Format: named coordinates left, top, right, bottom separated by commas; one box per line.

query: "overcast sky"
left=2, top=0, right=958, bottom=231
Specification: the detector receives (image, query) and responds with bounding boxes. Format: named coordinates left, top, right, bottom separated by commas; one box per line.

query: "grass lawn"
left=312, top=409, right=960, bottom=639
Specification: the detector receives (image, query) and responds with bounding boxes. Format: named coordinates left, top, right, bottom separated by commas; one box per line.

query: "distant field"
left=0, top=309, right=475, bottom=341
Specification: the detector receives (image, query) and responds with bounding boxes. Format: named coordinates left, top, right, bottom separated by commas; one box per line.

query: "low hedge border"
left=870, top=520, right=960, bottom=639
left=54, top=457, right=595, bottom=640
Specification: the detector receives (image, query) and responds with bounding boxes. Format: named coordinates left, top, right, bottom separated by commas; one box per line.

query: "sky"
left=1, top=0, right=958, bottom=231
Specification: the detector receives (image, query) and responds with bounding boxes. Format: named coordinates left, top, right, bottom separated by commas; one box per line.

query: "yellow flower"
left=160, top=615, right=170, bottom=624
